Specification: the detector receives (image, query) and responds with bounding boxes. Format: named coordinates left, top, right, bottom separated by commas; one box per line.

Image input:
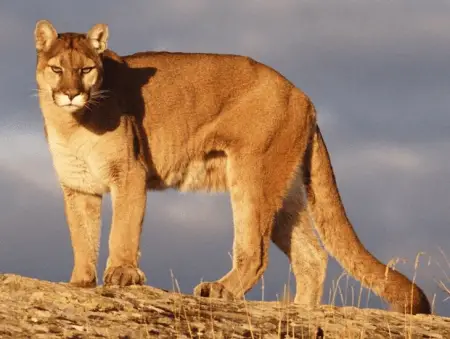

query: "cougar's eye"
left=81, top=67, right=94, bottom=74
left=50, top=66, right=62, bottom=74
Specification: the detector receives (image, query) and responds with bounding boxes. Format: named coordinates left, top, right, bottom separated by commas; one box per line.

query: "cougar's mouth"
left=54, top=92, right=88, bottom=112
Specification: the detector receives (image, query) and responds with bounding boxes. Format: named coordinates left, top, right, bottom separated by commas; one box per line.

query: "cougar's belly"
left=157, top=150, right=228, bottom=192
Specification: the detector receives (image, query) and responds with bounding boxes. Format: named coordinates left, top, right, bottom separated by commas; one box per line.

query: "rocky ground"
left=0, top=273, right=449, bottom=338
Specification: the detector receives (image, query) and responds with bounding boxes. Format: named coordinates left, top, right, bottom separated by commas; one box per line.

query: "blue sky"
left=0, top=0, right=449, bottom=316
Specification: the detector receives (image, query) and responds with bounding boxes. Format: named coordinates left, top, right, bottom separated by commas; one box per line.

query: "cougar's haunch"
left=34, top=19, right=431, bottom=315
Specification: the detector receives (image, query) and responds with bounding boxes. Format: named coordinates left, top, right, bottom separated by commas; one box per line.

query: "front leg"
left=62, top=185, right=102, bottom=287
left=103, top=165, right=147, bottom=287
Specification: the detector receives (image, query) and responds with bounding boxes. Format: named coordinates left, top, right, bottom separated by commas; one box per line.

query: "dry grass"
left=164, top=248, right=449, bottom=339
left=437, top=247, right=450, bottom=303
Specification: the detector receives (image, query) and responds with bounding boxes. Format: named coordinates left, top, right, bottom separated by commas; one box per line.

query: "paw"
left=193, top=281, right=235, bottom=301
left=103, top=265, right=146, bottom=287
left=70, top=270, right=97, bottom=288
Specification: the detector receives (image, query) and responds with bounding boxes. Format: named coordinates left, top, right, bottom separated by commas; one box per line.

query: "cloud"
left=0, top=128, right=58, bottom=195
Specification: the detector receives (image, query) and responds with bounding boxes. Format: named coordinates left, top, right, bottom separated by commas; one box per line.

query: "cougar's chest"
left=47, top=133, right=110, bottom=195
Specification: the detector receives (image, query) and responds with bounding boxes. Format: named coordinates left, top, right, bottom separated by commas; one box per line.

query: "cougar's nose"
left=63, top=89, right=81, bottom=100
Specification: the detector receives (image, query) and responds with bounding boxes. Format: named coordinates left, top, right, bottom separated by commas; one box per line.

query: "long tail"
left=304, top=125, right=431, bottom=315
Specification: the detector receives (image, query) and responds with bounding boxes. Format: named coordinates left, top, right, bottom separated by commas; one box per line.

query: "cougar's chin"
left=60, top=104, right=84, bottom=113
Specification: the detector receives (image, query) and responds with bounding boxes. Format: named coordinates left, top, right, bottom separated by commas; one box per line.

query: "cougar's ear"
left=87, top=23, right=109, bottom=53
left=34, top=20, right=57, bottom=52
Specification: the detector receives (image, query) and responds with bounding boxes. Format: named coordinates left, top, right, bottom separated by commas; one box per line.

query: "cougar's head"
left=34, top=20, right=109, bottom=113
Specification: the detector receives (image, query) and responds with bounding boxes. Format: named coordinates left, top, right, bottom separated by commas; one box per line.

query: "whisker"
left=91, top=89, right=110, bottom=99
left=95, top=89, right=111, bottom=94
left=87, top=101, right=100, bottom=109
left=84, top=103, right=93, bottom=112
left=90, top=95, right=108, bottom=101
left=29, top=88, right=49, bottom=99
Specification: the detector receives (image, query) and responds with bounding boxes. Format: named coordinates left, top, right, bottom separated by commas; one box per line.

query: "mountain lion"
left=33, top=20, right=431, bottom=314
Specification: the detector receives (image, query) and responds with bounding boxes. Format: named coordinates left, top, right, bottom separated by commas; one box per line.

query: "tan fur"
left=34, top=20, right=431, bottom=314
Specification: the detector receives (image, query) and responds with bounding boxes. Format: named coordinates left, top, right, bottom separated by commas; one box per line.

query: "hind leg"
left=272, top=174, right=328, bottom=307
left=194, top=154, right=293, bottom=300
left=193, top=90, right=316, bottom=300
